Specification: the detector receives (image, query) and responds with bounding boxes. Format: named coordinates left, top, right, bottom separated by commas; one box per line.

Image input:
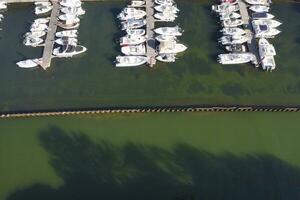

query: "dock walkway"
left=238, top=0, right=259, bottom=66
left=145, top=0, right=157, bottom=67
left=40, top=1, right=59, bottom=69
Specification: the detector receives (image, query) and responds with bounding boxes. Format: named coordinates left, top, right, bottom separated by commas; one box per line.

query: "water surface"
left=0, top=2, right=300, bottom=112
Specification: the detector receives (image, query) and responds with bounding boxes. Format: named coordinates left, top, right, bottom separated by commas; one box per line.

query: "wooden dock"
left=40, top=1, right=59, bottom=69
left=145, top=0, right=157, bottom=67
left=238, top=0, right=259, bottom=66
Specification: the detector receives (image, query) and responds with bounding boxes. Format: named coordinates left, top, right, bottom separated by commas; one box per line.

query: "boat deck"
left=238, top=0, right=259, bottom=66
left=40, top=1, right=59, bottom=70
left=145, top=0, right=157, bottom=67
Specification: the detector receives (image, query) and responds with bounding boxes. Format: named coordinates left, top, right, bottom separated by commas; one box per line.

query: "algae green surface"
left=1, top=112, right=300, bottom=199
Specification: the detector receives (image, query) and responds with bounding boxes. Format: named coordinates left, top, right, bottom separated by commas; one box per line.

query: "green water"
left=1, top=112, right=300, bottom=200
left=0, top=2, right=300, bottom=112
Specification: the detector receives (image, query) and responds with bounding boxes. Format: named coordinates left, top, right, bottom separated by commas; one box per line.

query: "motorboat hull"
left=115, top=56, right=148, bottom=67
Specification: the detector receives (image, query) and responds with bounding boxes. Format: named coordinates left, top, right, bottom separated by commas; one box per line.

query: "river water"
left=0, top=2, right=300, bottom=112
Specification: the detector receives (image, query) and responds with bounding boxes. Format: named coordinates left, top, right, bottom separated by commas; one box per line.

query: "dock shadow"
left=6, top=126, right=300, bottom=200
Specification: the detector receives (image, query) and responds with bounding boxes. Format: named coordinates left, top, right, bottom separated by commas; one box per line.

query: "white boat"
left=60, top=0, right=82, bottom=8
left=56, top=30, right=78, bottom=38
left=59, top=14, right=80, bottom=23
left=253, top=24, right=281, bottom=38
left=156, top=54, right=176, bottom=62
left=34, top=18, right=50, bottom=24
left=221, top=27, right=246, bottom=36
left=16, top=58, right=41, bottom=68
left=219, top=35, right=248, bottom=45
left=225, top=44, right=247, bottom=52
left=24, top=31, right=46, bottom=38
left=155, top=34, right=177, bottom=42
left=60, top=6, right=86, bottom=16
left=55, top=37, right=78, bottom=45
left=258, top=38, right=276, bottom=71
left=129, top=1, right=145, bottom=7
left=53, top=45, right=87, bottom=57
left=218, top=53, right=255, bottom=64
left=249, top=5, right=270, bottom=13
left=158, top=41, right=187, bottom=54
left=155, top=0, right=174, bottom=6
left=35, top=5, right=53, bottom=15
left=120, top=35, right=146, bottom=46
left=0, top=2, right=7, bottom=10
left=222, top=19, right=243, bottom=27
left=34, top=2, right=51, bottom=6
left=245, top=0, right=269, bottom=5
left=121, top=44, right=146, bottom=55
left=154, top=12, right=177, bottom=22
left=23, top=37, right=44, bottom=46
left=212, top=4, right=239, bottom=13
left=126, top=28, right=145, bottom=36
left=58, top=21, right=80, bottom=29
left=220, top=0, right=238, bottom=4
left=252, top=19, right=282, bottom=28
left=30, top=23, right=48, bottom=32
left=154, top=26, right=183, bottom=36
left=154, top=5, right=179, bottom=13
left=219, top=12, right=241, bottom=21
left=121, top=19, right=146, bottom=30
left=251, top=12, right=274, bottom=20
left=118, top=8, right=147, bottom=20
left=115, top=56, right=148, bottom=67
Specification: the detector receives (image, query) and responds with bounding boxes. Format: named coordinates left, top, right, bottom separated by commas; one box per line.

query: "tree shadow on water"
left=7, top=126, right=300, bottom=200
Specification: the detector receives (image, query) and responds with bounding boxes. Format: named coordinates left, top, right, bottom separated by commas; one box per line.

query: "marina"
left=213, top=0, right=281, bottom=71
left=0, top=2, right=299, bottom=112
left=115, top=0, right=187, bottom=67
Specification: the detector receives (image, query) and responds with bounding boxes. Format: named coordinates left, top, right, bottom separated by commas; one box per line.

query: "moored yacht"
left=55, top=37, right=78, bottom=45
left=56, top=30, right=78, bottom=38
left=212, top=4, right=239, bottom=13
left=154, top=5, right=179, bottom=14
left=154, top=26, right=183, bottom=36
left=121, top=44, right=146, bottom=55
left=219, top=12, right=241, bottom=21
left=121, top=19, right=146, bottom=30
left=154, top=11, right=177, bottom=22
left=158, top=41, right=187, bottom=54
left=218, top=53, right=255, bottom=64
left=129, top=1, right=145, bottom=7
left=60, top=0, right=82, bottom=8
left=60, top=6, right=86, bottom=16
left=120, top=35, right=146, bottom=46
left=219, top=35, right=248, bottom=45
left=252, top=19, right=282, bottom=28
left=23, top=36, right=44, bottom=47
left=155, top=34, right=177, bottom=42
left=35, top=4, right=53, bottom=15
left=249, top=5, right=269, bottom=13
left=222, top=19, right=243, bottom=27
left=251, top=12, right=274, bottom=20
left=24, top=31, right=46, bottom=38
left=155, top=0, right=174, bottom=6
left=16, top=58, right=41, bottom=68
left=258, top=38, right=276, bottom=71
left=118, top=8, right=146, bottom=20
left=244, top=0, right=269, bottom=5
left=126, top=28, right=145, bottom=36
left=53, top=45, right=87, bottom=57
left=221, top=27, right=246, bottom=36
left=34, top=18, right=50, bottom=24
left=115, top=56, right=148, bottom=67
left=30, top=23, right=48, bottom=32
left=225, top=44, right=247, bottom=52
left=253, top=24, right=281, bottom=38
